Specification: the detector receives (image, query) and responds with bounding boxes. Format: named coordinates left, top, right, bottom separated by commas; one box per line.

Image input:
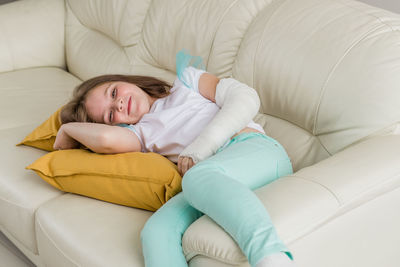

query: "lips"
left=127, top=96, right=132, bottom=115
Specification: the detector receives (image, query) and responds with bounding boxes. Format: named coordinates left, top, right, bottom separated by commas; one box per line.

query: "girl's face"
left=85, top=81, right=156, bottom=125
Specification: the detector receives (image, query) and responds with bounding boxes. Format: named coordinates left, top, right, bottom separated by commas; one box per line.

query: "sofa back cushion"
left=65, top=0, right=270, bottom=81
left=0, top=0, right=65, bottom=73
left=65, top=0, right=400, bottom=171
left=65, top=0, right=153, bottom=79
left=234, top=0, right=400, bottom=170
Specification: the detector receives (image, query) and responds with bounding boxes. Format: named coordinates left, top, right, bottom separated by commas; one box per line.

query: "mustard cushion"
left=27, top=149, right=182, bottom=211
left=17, top=108, right=61, bottom=151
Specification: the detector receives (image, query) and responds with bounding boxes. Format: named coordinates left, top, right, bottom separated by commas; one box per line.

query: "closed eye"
left=108, top=87, right=117, bottom=123
left=109, top=110, right=113, bottom=124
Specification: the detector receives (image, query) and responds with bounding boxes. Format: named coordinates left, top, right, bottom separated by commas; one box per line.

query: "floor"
left=0, top=232, right=36, bottom=267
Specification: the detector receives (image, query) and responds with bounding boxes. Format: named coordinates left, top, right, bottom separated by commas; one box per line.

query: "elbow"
left=246, top=88, right=260, bottom=116
left=251, top=89, right=260, bottom=111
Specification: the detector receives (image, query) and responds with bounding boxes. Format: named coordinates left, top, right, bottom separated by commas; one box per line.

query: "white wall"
left=0, top=0, right=398, bottom=14
left=358, top=0, right=400, bottom=13
left=1, top=0, right=399, bottom=14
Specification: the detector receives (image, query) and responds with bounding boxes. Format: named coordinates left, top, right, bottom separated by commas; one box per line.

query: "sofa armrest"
left=182, top=134, right=400, bottom=264
left=0, top=0, right=65, bottom=73
left=268, top=134, right=400, bottom=241
left=292, top=134, right=400, bottom=207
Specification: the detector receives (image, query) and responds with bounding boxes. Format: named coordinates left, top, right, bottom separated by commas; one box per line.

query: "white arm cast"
left=179, top=78, right=260, bottom=163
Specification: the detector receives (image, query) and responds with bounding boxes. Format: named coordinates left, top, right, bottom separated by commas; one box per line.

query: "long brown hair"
left=60, top=74, right=171, bottom=124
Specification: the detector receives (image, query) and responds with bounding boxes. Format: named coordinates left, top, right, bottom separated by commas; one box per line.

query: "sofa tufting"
left=1, top=0, right=400, bottom=266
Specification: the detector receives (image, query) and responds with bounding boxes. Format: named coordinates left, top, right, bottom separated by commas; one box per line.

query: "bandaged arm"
left=179, top=77, right=260, bottom=163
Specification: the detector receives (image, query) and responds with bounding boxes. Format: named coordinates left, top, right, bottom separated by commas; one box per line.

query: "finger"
left=189, top=158, right=195, bottom=168
left=177, top=158, right=183, bottom=175
left=184, top=158, right=195, bottom=175
left=181, top=158, right=189, bottom=175
left=179, top=158, right=186, bottom=176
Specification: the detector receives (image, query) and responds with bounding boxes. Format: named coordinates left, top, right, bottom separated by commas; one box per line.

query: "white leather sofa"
left=1, top=0, right=399, bottom=266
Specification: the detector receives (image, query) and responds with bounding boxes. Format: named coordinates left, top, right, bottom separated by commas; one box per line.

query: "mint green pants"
left=140, top=133, right=293, bottom=267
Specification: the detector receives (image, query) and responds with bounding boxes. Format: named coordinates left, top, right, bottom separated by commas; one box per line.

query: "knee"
left=182, top=161, right=208, bottom=192
left=182, top=161, right=224, bottom=199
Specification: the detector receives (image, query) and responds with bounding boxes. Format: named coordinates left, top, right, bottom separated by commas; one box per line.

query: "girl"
left=55, top=51, right=295, bottom=267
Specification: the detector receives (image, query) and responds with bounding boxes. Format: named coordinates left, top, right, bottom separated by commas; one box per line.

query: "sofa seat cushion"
left=35, top=193, right=152, bottom=267
left=0, top=67, right=81, bottom=254
left=183, top=134, right=400, bottom=264
left=0, top=125, right=63, bottom=255
left=0, top=67, right=81, bottom=130
left=182, top=175, right=339, bottom=264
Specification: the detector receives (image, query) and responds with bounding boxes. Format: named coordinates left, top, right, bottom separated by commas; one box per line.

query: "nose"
left=116, top=98, right=123, bottom=112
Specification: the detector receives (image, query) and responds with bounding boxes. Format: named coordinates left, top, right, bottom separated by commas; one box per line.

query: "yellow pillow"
left=17, top=108, right=61, bottom=151
left=27, top=149, right=182, bottom=211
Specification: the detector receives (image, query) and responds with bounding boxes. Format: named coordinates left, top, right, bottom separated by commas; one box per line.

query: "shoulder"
left=198, top=72, right=219, bottom=103
left=176, top=66, right=205, bottom=92
left=175, top=66, right=219, bottom=103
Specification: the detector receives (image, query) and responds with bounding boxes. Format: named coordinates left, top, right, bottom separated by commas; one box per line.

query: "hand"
left=53, top=124, right=80, bottom=150
left=177, top=156, right=195, bottom=176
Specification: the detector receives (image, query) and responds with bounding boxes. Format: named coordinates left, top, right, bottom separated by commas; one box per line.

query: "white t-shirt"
left=121, top=67, right=265, bottom=163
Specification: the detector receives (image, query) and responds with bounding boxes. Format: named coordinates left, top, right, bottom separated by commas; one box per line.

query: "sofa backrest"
left=65, top=0, right=400, bottom=171
left=0, top=0, right=65, bottom=73
left=65, top=0, right=270, bottom=79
